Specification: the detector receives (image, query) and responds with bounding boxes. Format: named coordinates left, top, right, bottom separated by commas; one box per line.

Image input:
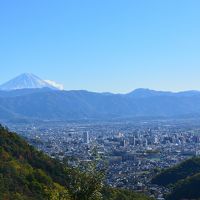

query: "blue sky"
left=0, top=0, right=200, bottom=93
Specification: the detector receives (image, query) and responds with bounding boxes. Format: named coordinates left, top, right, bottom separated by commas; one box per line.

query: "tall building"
left=83, top=131, right=89, bottom=144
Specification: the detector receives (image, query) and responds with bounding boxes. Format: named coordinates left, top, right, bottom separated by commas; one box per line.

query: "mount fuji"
left=0, top=73, right=63, bottom=91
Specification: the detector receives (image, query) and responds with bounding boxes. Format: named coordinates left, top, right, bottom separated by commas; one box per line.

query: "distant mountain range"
left=1, top=74, right=200, bottom=122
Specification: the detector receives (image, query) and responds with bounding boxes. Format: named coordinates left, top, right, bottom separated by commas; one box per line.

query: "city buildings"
left=7, top=119, right=200, bottom=199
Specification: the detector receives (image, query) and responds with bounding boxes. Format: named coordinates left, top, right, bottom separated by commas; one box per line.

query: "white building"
left=83, top=131, right=89, bottom=144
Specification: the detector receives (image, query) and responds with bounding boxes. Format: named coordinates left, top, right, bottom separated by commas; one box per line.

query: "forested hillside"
left=0, top=125, right=152, bottom=200
left=152, top=157, right=200, bottom=200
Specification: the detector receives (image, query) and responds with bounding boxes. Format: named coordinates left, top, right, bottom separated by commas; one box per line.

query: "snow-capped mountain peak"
left=0, top=73, right=62, bottom=91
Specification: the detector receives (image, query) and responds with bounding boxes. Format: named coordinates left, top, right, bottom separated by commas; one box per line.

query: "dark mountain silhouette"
left=152, top=157, right=200, bottom=200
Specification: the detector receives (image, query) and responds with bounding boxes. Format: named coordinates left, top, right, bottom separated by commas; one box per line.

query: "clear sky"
left=0, top=0, right=200, bottom=93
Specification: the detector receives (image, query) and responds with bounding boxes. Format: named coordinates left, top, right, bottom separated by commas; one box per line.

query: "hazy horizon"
left=1, top=73, right=200, bottom=94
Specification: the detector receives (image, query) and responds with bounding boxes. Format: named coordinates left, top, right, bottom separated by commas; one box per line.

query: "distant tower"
left=144, top=139, right=148, bottom=147
left=83, top=131, right=89, bottom=144
left=123, top=139, right=126, bottom=147
left=133, top=136, right=136, bottom=146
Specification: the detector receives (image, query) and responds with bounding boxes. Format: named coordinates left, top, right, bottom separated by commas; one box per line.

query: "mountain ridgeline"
left=0, top=125, right=152, bottom=200
left=1, top=87, right=200, bottom=121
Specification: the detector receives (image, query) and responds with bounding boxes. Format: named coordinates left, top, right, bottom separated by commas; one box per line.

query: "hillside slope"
left=0, top=125, right=152, bottom=200
left=152, top=157, right=200, bottom=186
left=152, top=157, right=200, bottom=200
left=167, top=173, right=200, bottom=200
